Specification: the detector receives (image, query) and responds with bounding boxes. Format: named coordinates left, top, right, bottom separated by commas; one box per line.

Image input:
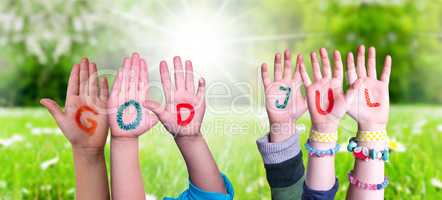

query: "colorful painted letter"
left=176, top=103, right=195, bottom=126
left=364, top=88, right=380, bottom=107
left=275, top=86, right=292, bottom=109
left=75, top=105, right=98, bottom=135
left=116, top=100, right=142, bottom=131
left=315, top=88, right=334, bottom=115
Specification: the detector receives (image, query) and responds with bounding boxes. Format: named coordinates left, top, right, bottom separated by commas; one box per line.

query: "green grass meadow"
left=1, top=105, right=442, bottom=199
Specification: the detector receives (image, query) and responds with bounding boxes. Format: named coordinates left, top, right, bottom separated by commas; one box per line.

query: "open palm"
left=41, top=58, right=109, bottom=148
left=261, top=50, right=307, bottom=125
left=108, top=53, right=158, bottom=137
left=299, top=48, right=359, bottom=132
left=144, top=57, right=206, bottom=137
left=346, top=46, right=391, bottom=130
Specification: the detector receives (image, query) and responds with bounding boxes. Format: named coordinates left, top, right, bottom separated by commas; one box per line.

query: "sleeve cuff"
left=164, top=173, right=234, bottom=200
left=256, top=132, right=300, bottom=164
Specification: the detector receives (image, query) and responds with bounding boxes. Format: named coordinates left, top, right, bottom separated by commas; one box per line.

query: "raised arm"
left=144, top=56, right=232, bottom=197
left=346, top=46, right=391, bottom=200
left=108, top=53, right=158, bottom=200
left=40, top=58, right=110, bottom=200
left=299, top=48, right=358, bottom=198
left=256, top=50, right=307, bottom=200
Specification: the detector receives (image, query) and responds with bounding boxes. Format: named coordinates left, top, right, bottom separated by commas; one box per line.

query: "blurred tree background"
left=0, top=0, right=441, bottom=106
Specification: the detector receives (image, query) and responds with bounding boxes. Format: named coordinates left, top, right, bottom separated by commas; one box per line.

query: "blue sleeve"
left=163, top=174, right=234, bottom=200
left=302, top=178, right=339, bottom=200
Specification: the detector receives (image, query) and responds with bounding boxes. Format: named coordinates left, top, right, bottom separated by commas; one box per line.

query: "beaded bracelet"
left=305, top=140, right=340, bottom=157
left=348, top=172, right=389, bottom=190
left=309, top=130, right=338, bottom=143
left=357, top=130, right=387, bottom=142
left=347, top=137, right=389, bottom=161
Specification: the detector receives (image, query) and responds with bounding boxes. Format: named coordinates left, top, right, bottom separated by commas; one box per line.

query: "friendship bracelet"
left=357, top=130, right=387, bottom=142
left=309, top=130, right=338, bottom=143
left=347, top=137, right=389, bottom=161
left=348, top=172, right=389, bottom=190
left=305, top=140, right=340, bottom=157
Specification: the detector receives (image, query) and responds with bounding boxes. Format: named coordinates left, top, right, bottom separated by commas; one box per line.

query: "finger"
left=310, top=52, right=322, bottom=81
left=347, top=52, right=357, bottom=84
left=196, top=78, right=206, bottom=101
left=367, top=47, right=377, bottom=78
left=40, top=98, right=64, bottom=124
left=79, top=58, right=89, bottom=96
left=174, top=56, right=185, bottom=90
left=345, top=79, right=363, bottom=103
left=274, top=52, right=283, bottom=81
left=111, top=69, right=123, bottom=99
left=282, top=49, right=292, bottom=80
left=89, top=63, right=99, bottom=97
left=122, top=57, right=131, bottom=93
left=333, top=50, right=343, bottom=81
left=320, top=48, right=332, bottom=79
left=160, top=61, right=172, bottom=103
left=356, top=45, right=367, bottom=78
left=380, top=55, right=392, bottom=83
left=129, top=53, right=140, bottom=95
left=66, top=64, right=80, bottom=98
left=292, top=54, right=302, bottom=82
left=261, top=63, right=271, bottom=89
left=140, top=58, right=148, bottom=95
left=143, top=100, right=163, bottom=117
left=185, top=60, right=195, bottom=94
left=99, top=77, right=109, bottom=101
left=298, top=55, right=311, bottom=86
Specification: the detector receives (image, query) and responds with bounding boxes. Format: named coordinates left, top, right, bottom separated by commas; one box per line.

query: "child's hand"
left=299, top=48, right=359, bottom=132
left=144, top=56, right=205, bottom=137
left=346, top=46, right=391, bottom=131
left=41, top=58, right=109, bottom=149
left=261, top=50, right=307, bottom=142
left=108, top=53, right=158, bottom=137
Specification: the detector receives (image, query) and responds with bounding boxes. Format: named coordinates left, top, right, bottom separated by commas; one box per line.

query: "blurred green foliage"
left=0, top=0, right=441, bottom=106
left=324, top=0, right=442, bottom=103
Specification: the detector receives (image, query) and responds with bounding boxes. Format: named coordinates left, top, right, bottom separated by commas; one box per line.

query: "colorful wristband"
left=347, top=137, right=389, bottom=161
left=348, top=172, right=389, bottom=190
left=305, top=140, right=340, bottom=157
left=309, top=130, right=338, bottom=143
left=357, top=130, right=387, bottom=142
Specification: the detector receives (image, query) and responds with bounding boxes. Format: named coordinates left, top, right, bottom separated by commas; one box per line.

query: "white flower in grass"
left=67, top=187, right=75, bottom=194
left=436, top=124, right=442, bottom=132
left=40, top=184, right=52, bottom=191
left=0, top=134, right=24, bottom=147
left=388, top=138, right=406, bottom=152
left=21, top=188, right=30, bottom=195
left=145, top=194, right=157, bottom=200
left=431, top=178, right=442, bottom=189
left=0, top=180, right=6, bottom=189
left=40, top=157, right=59, bottom=170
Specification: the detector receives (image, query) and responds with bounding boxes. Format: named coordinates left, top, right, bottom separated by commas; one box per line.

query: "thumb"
left=344, top=79, right=362, bottom=104
left=143, top=100, right=163, bottom=117
left=40, top=98, right=64, bottom=124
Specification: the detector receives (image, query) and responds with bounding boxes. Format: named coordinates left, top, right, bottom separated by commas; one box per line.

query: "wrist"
left=269, top=122, right=295, bottom=143
left=358, top=123, right=386, bottom=131
left=175, top=134, right=205, bottom=146
left=72, top=146, right=105, bottom=163
left=111, top=136, right=139, bottom=145
left=312, top=123, right=338, bottom=133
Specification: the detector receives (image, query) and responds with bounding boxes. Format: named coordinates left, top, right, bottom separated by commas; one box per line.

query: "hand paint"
left=274, top=86, right=291, bottom=109
left=116, top=100, right=142, bottom=131
left=75, top=105, right=98, bottom=135
left=315, top=88, right=334, bottom=115
left=364, top=88, right=380, bottom=107
left=176, top=103, right=195, bottom=126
